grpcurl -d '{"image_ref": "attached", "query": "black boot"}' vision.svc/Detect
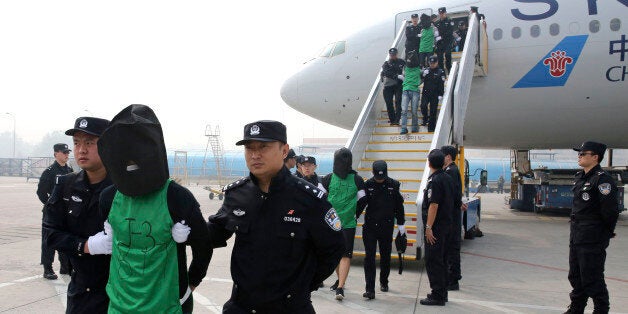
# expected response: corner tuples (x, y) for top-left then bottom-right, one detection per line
(447, 281), (459, 291)
(420, 296), (446, 306)
(43, 266), (58, 280)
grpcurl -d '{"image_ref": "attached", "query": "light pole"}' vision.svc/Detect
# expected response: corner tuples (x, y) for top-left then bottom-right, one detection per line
(5, 112), (15, 158)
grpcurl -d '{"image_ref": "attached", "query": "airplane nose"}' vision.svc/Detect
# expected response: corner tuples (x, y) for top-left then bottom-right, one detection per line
(280, 72), (299, 108)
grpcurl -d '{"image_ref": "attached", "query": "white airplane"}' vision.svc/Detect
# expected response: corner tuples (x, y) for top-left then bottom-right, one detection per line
(280, 0), (628, 149)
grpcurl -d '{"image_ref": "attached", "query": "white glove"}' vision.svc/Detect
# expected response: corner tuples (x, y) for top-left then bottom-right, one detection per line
(104, 220), (112, 236)
(172, 220), (191, 243)
(87, 231), (112, 255)
(435, 36), (442, 42)
(456, 37), (461, 42)
(423, 69), (429, 76)
(398, 225), (406, 234)
(438, 96), (443, 102)
(397, 75), (404, 81)
(417, 33), (421, 38)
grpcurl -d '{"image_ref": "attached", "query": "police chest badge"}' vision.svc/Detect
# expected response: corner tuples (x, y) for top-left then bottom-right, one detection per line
(598, 183), (612, 196)
(581, 192), (590, 201)
(233, 208), (246, 216)
(427, 188), (432, 199)
(325, 208), (342, 231)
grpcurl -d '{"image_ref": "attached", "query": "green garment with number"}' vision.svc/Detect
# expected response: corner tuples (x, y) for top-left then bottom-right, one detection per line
(327, 173), (358, 229)
(107, 179), (181, 314)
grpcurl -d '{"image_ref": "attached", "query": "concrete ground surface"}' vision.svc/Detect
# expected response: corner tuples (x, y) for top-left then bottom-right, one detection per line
(0, 176), (626, 313)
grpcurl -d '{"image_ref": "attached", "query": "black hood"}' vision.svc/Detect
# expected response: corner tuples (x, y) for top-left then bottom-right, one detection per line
(98, 104), (169, 196)
(406, 50), (420, 68)
(333, 147), (353, 179)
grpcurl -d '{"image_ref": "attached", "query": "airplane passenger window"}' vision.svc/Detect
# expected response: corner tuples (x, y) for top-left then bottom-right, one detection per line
(512, 27), (521, 39)
(530, 25), (540, 38)
(493, 28), (503, 40)
(589, 20), (600, 33)
(550, 23), (560, 36)
(331, 41), (346, 57)
(319, 42), (335, 58)
(610, 18), (621, 31)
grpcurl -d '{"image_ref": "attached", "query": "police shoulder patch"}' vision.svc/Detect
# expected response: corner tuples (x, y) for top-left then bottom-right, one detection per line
(296, 179), (326, 199)
(223, 177), (250, 192)
(324, 208), (342, 231)
(598, 183), (612, 196)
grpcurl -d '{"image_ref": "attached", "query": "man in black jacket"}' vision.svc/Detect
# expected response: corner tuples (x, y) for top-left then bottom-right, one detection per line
(435, 7), (454, 73)
(420, 56), (446, 132)
(565, 141), (619, 314)
(405, 14), (421, 57)
(43, 116), (113, 313)
(381, 48), (406, 125)
(207, 120), (344, 313)
(38, 143), (74, 279)
(361, 160), (405, 299)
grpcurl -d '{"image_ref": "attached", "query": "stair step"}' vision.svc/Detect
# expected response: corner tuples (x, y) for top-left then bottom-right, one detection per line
(371, 132), (432, 142)
(374, 125), (434, 134)
(364, 149), (429, 160)
(367, 142), (432, 151)
(360, 158), (426, 169)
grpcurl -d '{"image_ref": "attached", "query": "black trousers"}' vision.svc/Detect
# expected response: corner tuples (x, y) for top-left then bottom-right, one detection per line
(383, 84), (402, 124)
(425, 225), (450, 300)
(66, 290), (108, 314)
(363, 223), (393, 292)
(421, 93), (439, 132)
(446, 215), (462, 284)
(223, 298), (315, 314)
(41, 222), (71, 270)
(437, 44), (452, 73)
(568, 240), (610, 313)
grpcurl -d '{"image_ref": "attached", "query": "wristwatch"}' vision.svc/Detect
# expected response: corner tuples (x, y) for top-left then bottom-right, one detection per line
(425, 225), (431, 229)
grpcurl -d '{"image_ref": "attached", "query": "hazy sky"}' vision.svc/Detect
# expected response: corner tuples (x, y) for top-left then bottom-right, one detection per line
(0, 0), (407, 153)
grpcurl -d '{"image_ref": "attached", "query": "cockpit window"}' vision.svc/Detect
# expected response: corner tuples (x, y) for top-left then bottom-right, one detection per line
(331, 41), (346, 57)
(319, 41), (346, 58)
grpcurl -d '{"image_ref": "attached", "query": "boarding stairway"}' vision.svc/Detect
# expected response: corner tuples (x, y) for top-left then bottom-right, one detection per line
(348, 13), (486, 260)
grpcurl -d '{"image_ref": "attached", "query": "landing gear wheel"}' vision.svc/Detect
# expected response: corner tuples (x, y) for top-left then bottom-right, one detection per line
(218, 193), (224, 200)
(209, 192), (214, 200)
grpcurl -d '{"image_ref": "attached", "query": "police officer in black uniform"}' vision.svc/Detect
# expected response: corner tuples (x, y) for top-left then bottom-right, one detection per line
(43, 117), (113, 313)
(361, 160), (405, 300)
(381, 48), (406, 125)
(441, 145), (466, 291)
(37, 143), (74, 279)
(435, 7), (455, 73)
(421, 56), (446, 132)
(565, 141), (619, 314)
(420, 149), (455, 306)
(206, 120), (344, 313)
(454, 21), (468, 51)
(405, 13), (421, 57)
(284, 148), (297, 171)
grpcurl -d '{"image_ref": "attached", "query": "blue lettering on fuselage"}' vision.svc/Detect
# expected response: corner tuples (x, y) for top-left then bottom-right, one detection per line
(512, 0), (628, 21)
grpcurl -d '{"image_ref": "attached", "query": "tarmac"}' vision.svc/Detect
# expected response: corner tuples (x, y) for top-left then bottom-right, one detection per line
(0, 176), (626, 313)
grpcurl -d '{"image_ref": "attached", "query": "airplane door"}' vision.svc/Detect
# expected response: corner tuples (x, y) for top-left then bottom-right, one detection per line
(394, 9), (433, 37)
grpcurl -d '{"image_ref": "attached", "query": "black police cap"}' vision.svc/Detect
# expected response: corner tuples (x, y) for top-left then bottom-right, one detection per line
(53, 143), (71, 153)
(65, 117), (110, 137)
(428, 55), (438, 63)
(438, 7), (446, 13)
(470, 6), (479, 12)
(236, 120), (287, 146)
(286, 149), (296, 159)
(302, 156), (316, 165)
(372, 160), (388, 180)
(573, 141), (607, 156)
(296, 155), (305, 164)
(389, 48), (398, 54)
(459, 20), (466, 26)
(411, 13), (418, 18)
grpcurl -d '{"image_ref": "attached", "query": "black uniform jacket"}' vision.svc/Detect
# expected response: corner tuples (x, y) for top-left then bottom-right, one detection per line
(381, 59), (406, 81)
(421, 67), (446, 97)
(405, 23), (422, 51)
(43, 171), (112, 295)
(570, 164), (619, 244)
(422, 169), (455, 230)
(206, 167), (344, 307)
(436, 17), (454, 44)
(444, 163), (463, 211)
(37, 161), (73, 204)
(364, 177), (405, 227)
(99, 182), (212, 296)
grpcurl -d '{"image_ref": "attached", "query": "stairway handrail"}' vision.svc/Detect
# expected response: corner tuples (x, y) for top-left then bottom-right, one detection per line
(453, 13), (480, 145)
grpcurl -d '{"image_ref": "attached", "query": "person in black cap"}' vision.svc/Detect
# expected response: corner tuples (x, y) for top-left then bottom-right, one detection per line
(435, 7), (454, 73)
(381, 48), (406, 126)
(299, 156), (326, 193)
(441, 145), (466, 291)
(206, 120), (344, 313)
(420, 149), (455, 306)
(43, 116), (113, 313)
(421, 55), (446, 132)
(454, 21), (468, 52)
(284, 148), (297, 171)
(361, 160), (405, 300)
(405, 13), (421, 56)
(564, 141), (619, 314)
(37, 143), (74, 279)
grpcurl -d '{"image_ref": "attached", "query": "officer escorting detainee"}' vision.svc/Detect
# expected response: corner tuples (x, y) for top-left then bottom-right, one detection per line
(564, 141), (619, 314)
(206, 120), (344, 313)
(37, 143), (74, 279)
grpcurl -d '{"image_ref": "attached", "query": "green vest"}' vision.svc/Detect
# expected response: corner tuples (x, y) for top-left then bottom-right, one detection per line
(402, 66), (422, 92)
(420, 27), (434, 53)
(107, 179), (181, 314)
(327, 173), (358, 229)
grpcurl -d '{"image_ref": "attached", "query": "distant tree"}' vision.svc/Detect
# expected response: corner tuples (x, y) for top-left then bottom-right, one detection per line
(31, 131), (70, 157)
(0, 131), (32, 158)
